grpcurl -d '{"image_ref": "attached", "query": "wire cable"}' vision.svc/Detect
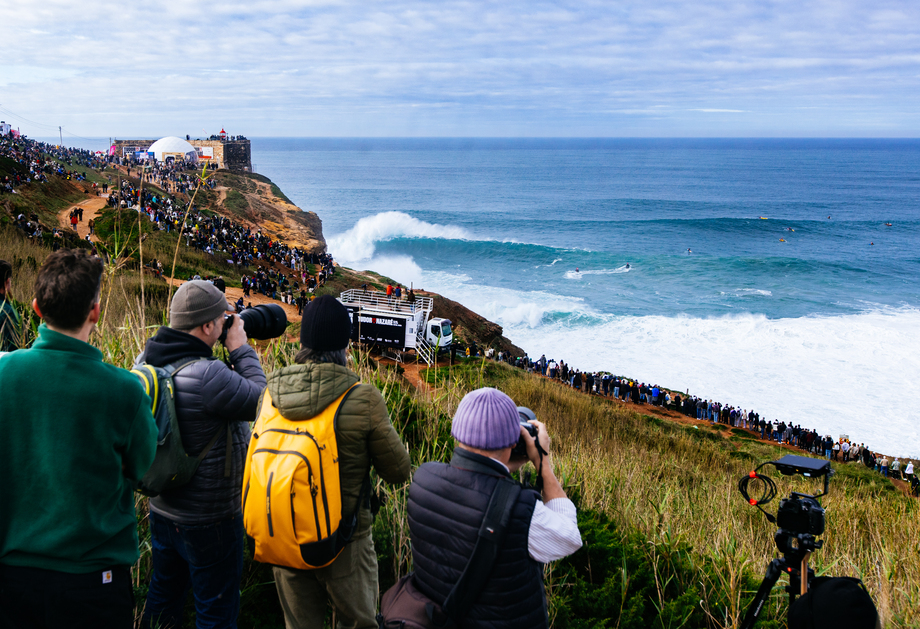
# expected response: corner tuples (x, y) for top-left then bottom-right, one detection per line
(61, 128), (101, 143)
(738, 462), (778, 523)
(0, 105), (60, 131)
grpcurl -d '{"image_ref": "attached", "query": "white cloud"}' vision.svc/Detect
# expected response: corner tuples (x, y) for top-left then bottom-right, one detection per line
(0, 0), (918, 136)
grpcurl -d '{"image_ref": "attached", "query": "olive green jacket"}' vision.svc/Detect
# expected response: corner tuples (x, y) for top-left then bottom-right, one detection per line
(265, 361), (411, 530)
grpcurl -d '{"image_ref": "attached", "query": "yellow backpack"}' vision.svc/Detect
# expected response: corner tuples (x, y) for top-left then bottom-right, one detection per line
(243, 384), (360, 570)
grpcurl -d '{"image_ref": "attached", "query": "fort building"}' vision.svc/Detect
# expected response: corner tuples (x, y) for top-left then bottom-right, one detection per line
(111, 129), (251, 171)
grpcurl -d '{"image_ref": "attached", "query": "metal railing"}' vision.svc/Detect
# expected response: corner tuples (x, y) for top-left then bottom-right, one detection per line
(415, 331), (436, 366)
(339, 289), (432, 317)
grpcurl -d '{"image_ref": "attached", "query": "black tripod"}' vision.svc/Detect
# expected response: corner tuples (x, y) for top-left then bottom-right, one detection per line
(740, 528), (822, 629)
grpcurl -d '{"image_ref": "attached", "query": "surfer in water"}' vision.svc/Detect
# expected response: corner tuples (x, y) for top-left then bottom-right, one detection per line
(687, 248), (692, 254)
(625, 263), (630, 269)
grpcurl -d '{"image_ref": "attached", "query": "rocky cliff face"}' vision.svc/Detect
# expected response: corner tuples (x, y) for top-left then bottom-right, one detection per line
(209, 171), (326, 253)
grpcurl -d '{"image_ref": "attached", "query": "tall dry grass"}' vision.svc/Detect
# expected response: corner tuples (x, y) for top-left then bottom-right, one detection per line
(446, 363), (920, 628)
(6, 223), (917, 627)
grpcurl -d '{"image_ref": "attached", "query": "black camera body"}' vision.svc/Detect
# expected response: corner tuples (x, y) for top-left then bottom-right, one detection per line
(776, 492), (825, 536)
(511, 407), (539, 457)
(220, 303), (288, 343)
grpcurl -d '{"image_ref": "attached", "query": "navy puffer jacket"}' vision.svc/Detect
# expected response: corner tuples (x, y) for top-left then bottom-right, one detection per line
(139, 326), (266, 524)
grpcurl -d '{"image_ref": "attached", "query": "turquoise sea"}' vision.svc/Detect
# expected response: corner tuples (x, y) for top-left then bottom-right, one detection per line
(253, 138), (920, 458)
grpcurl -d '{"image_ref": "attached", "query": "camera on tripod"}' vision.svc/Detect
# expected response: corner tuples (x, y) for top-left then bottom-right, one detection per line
(776, 493), (825, 537)
(737, 455), (832, 629)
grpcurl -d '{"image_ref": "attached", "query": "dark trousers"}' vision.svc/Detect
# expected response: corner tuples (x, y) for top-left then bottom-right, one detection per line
(141, 512), (244, 629)
(0, 563), (133, 629)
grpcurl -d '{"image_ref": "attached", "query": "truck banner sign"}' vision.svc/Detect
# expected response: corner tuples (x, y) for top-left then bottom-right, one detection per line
(347, 308), (407, 347)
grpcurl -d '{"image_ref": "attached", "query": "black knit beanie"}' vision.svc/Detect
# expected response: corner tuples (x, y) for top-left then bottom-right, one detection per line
(300, 295), (351, 351)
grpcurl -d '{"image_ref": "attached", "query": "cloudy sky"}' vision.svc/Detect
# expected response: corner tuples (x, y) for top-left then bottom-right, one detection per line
(2, 0), (919, 137)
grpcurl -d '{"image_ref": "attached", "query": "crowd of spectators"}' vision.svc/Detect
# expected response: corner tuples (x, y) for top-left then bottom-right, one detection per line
(481, 350), (916, 488)
(114, 178), (337, 314)
(0, 134), (109, 194)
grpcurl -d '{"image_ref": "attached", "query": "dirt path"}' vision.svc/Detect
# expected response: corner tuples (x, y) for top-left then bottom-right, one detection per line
(57, 195), (109, 242)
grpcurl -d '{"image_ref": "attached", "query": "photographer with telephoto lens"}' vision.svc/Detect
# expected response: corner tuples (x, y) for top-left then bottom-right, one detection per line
(136, 280), (267, 628)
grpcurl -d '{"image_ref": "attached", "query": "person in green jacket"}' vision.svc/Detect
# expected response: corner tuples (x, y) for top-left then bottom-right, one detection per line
(264, 295), (411, 629)
(0, 248), (157, 629)
(0, 259), (21, 352)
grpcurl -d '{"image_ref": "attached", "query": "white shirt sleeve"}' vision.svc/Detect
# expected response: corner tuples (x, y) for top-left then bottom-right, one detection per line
(527, 497), (583, 563)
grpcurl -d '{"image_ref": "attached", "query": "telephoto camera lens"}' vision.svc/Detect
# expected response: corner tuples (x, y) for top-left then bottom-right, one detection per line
(240, 304), (288, 340)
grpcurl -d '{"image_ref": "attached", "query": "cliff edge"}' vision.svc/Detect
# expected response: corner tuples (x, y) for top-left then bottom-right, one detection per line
(206, 170), (325, 253)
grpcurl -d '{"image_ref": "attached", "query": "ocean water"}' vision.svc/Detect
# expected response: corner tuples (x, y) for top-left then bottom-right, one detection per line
(49, 136), (920, 457)
(252, 138), (920, 458)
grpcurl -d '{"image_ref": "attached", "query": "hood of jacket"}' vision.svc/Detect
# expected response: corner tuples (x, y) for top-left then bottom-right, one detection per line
(266, 361), (360, 420)
(141, 326), (213, 367)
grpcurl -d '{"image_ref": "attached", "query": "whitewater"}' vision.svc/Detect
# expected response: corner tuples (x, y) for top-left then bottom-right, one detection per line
(254, 138), (920, 458)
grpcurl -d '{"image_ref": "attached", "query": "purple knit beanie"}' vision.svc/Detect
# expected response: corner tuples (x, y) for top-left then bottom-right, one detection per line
(451, 388), (520, 450)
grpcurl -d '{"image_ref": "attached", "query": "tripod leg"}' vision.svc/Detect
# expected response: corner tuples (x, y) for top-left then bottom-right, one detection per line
(740, 559), (785, 629)
(799, 552), (811, 596)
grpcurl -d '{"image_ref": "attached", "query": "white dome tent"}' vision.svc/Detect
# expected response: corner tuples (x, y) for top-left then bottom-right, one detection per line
(147, 136), (199, 164)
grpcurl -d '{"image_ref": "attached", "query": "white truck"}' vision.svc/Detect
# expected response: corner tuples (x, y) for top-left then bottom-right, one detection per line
(338, 289), (453, 365)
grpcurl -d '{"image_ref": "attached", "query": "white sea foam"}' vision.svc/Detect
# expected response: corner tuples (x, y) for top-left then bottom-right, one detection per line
(417, 268), (920, 458)
(505, 308), (920, 459)
(565, 265), (631, 279)
(327, 213), (919, 458)
(722, 288), (773, 297)
(328, 211), (472, 263)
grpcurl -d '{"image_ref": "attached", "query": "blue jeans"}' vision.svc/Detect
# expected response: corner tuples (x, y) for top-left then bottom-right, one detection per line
(142, 512), (244, 629)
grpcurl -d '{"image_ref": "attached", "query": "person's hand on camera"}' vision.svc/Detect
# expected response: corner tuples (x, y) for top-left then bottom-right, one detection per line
(520, 419), (566, 501)
(223, 314), (247, 352)
(522, 420), (552, 468)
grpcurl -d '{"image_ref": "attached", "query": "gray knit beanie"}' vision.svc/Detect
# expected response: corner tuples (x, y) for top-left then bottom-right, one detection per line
(170, 280), (231, 330)
(451, 387), (521, 450)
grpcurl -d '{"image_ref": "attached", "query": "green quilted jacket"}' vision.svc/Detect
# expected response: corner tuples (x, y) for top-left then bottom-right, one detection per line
(264, 361), (411, 530)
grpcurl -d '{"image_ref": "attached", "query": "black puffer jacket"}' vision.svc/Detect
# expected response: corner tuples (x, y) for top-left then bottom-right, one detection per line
(139, 326), (266, 524)
(408, 448), (546, 628)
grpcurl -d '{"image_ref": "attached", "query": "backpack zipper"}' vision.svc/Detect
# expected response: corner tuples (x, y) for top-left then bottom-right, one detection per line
(266, 471), (274, 537)
(253, 449), (320, 539)
(258, 430), (331, 537)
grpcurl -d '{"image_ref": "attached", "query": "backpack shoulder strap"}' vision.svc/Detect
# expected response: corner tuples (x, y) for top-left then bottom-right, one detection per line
(168, 356), (211, 376)
(329, 383), (366, 546)
(332, 382), (362, 433)
(432, 477), (523, 626)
